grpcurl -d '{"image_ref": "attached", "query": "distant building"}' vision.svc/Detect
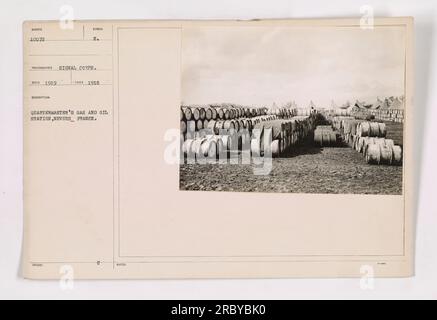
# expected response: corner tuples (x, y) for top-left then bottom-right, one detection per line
(370, 97), (384, 110)
(346, 104), (359, 113)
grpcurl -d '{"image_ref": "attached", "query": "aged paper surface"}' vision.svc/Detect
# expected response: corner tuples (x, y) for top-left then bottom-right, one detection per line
(23, 18), (414, 279)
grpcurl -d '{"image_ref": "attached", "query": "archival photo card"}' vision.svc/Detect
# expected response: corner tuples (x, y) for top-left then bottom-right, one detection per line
(180, 25), (406, 195)
(23, 18), (414, 279)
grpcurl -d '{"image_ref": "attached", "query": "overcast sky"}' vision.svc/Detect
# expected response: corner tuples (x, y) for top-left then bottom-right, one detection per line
(181, 26), (405, 108)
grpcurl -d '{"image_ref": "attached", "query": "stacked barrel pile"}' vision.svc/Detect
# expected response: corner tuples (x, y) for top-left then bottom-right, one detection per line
(330, 116), (359, 147)
(367, 109), (404, 123)
(180, 104), (301, 139)
(331, 117), (403, 165)
(181, 104), (316, 160)
(181, 104), (266, 137)
(350, 109), (404, 123)
(313, 125), (339, 147)
(251, 116), (317, 157)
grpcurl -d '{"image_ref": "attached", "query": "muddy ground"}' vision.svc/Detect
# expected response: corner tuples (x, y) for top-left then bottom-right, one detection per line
(179, 145), (403, 195)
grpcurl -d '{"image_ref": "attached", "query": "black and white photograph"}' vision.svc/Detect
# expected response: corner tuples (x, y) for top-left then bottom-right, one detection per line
(4, 0), (437, 301)
(180, 26), (405, 194)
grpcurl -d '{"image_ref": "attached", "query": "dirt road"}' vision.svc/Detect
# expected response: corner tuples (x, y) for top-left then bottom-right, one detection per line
(179, 146), (403, 194)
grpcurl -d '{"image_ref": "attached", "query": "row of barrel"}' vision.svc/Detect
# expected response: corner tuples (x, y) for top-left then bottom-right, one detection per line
(182, 134), (236, 161)
(313, 125), (339, 146)
(367, 109), (404, 123)
(180, 105), (314, 137)
(351, 109), (404, 123)
(182, 115), (280, 137)
(181, 105), (268, 122)
(331, 117), (387, 146)
(181, 115), (317, 160)
(330, 116), (402, 165)
(353, 136), (403, 165)
(250, 116), (316, 157)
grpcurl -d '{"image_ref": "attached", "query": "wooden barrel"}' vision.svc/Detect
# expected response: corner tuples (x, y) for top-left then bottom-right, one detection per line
(241, 119), (248, 130)
(346, 133), (354, 147)
(322, 131), (331, 146)
(261, 127), (273, 154)
(210, 107), (217, 120)
(191, 107), (200, 121)
(196, 119), (203, 130)
(180, 121), (187, 134)
(186, 120), (196, 134)
(223, 120), (235, 131)
(213, 120), (225, 135)
(290, 120), (297, 132)
(205, 108), (212, 120)
(234, 108), (239, 118)
(200, 139), (216, 158)
(247, 119), (253, 132)
(363, 137), (376, 155)
(350, 122), (357, 135)
(233, 120), (240, 132)
(314, 130), (323, 146)
(352, 135), (358, 150)
(342, 121), (351, 134)
(379, 145), (393, 164)
(203, 119), (209, 129)
(182, 139), (194, 155)
(284, 121), (291, 133)
(378, 123), (387, 137)
(330, 132), (337, 145)
(229, 109), (235, 119)
(199, 107), (206, 121)
(356, 136), (366, 152)
(224, 109), (230, 120)
(271, 140), (280, 157)
(209, 136), (224, 156)
(358, 121), (370, 137)
(369, 122), (380, 137)
(239, 119), (246, 130)
(217, 108), (225, 120)
(392, 145), (402, 165)
(207, 120), (216, 133)
(183, 107), (192, 121)
(346, 120), (359, 135)
(384, 139), (394, 148)
(365, 144), (380, 164)
(373, 137), (386, 147)
(281, 122), (289, 137)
